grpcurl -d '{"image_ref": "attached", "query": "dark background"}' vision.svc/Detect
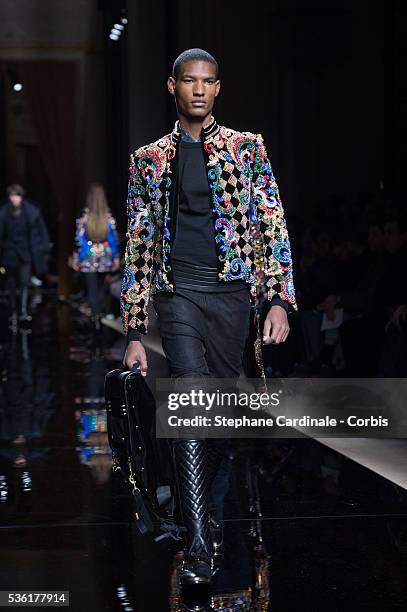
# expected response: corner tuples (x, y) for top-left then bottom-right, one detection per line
(0, 0), (405, 293)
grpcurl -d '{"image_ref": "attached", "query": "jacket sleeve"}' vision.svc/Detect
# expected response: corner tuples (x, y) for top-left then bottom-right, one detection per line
(107, 217), (120, 258)
(71, 215), (84, 267)
(120, 152), (156, 336)
(37, 213), (51, 252)
(251, 134), (298, 312)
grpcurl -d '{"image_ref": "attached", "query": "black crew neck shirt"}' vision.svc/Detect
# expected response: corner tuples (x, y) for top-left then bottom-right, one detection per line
(172, 139), (247, 292)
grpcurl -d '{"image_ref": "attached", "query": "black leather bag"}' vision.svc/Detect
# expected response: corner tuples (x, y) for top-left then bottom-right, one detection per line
(104, 368), (177, 537)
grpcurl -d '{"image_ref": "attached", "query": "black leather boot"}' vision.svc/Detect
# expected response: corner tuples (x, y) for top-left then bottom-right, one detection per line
(173, 439), (213, 586)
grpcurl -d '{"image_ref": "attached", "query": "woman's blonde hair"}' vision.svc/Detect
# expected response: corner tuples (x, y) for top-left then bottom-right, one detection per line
(85, 183), (110, 242)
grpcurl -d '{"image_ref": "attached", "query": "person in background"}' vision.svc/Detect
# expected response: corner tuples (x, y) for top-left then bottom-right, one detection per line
(0, 184), (50, 325)
(70, 184), (120, 330)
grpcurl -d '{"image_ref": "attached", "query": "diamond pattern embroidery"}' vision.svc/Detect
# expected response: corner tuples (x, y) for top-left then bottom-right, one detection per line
(120, 123), (298, 336)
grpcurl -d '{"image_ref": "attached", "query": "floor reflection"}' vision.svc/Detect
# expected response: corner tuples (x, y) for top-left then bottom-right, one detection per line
(0, 295), (407, 611)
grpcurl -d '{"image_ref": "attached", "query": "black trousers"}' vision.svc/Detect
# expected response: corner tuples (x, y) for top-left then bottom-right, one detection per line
(153, 287), (251, 558)
(5, 263), (31, 314)
(83, 272), (107, 317)
(153, 286), (251, 379)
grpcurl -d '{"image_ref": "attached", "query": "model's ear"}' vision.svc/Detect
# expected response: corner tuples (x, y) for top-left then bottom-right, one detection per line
(167, 76), (176, 96)
(215, 80), (221, 98)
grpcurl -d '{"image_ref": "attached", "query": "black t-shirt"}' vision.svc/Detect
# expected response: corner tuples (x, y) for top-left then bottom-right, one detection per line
(172, 139), (247, 292)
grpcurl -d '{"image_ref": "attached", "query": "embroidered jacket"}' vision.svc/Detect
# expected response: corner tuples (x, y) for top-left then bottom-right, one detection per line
(72, 209), (120, 273)
(120, 117), (298, 337)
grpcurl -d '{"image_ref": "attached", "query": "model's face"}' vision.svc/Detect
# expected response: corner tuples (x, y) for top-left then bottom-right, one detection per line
(9, 194), (22, 207)
(167, 60), (220, 120)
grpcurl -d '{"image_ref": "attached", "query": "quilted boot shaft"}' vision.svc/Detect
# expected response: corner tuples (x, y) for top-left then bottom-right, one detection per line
(173, 439), (213, 559)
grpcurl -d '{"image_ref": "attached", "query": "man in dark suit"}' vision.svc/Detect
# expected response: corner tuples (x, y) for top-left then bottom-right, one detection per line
(0, 184), (50, 323)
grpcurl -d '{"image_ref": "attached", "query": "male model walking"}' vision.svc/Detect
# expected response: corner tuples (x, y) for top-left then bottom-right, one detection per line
(122, 49), (298, 584)
(0, 184), (50, 325)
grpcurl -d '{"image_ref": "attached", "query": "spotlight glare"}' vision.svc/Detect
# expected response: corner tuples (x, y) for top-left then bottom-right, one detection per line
(111, 28), (121, 35)
(109, 33), (119, 40)
(120, 17), (128, 24)
(13, 83), (23, 92)
(114, 23), (124, 30)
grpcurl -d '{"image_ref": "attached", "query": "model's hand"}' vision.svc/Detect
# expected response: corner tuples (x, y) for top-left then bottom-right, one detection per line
(123, 340), (148, 376)
(67, 255), (79, 271)
(263, 305), (289, 345)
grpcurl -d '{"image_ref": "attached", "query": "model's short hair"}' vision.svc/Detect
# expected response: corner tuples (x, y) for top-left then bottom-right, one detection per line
(7, 183), (25, 197)
(172, 48), (219, 80)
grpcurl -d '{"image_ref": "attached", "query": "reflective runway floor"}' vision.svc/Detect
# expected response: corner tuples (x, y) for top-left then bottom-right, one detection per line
(1, 294), (407, 611)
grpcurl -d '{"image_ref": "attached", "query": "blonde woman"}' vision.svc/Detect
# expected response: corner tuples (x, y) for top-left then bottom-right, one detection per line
(71, 184), (120, 328)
